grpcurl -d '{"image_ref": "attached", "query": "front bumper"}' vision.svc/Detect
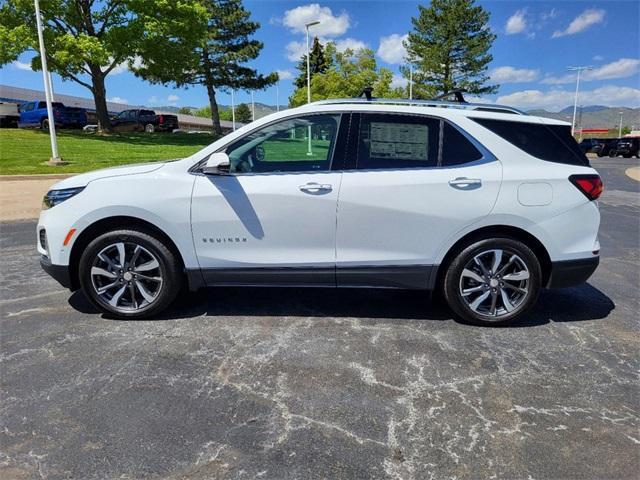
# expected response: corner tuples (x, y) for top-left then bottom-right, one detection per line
(40, 255), (73, 289)
(547, 257), (599, 288)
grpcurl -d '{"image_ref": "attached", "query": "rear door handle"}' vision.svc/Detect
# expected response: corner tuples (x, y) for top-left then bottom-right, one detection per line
(448, 177), (482, 187)
(299, 182), (333, 193)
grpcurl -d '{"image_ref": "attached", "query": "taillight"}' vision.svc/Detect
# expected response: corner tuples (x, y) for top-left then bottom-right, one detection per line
(569, 174), (603, 201)
(158, 115), (164, 124)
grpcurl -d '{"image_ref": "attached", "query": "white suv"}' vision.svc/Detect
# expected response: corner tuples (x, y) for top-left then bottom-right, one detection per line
(37, 97), (602, 325)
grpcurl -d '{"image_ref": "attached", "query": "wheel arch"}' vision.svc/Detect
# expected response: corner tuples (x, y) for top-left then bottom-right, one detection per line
(68, 216), (186, 290)
(434, 225), (552, 290)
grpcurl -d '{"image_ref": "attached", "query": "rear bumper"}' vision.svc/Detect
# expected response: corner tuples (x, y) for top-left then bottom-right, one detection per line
(40, 255), (73, 289)
(546, 257), (599, 288)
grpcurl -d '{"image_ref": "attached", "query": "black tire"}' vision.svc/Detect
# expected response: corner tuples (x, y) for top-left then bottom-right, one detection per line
(609, 150), (616, 158)
(78, 228), (182, 319)
(41, 118), (49, 131)
(442, 237), (542, 326)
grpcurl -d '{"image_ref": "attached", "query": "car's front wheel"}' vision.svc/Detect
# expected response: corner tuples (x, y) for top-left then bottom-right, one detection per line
(443, 238), (541, 326)
(78, 229), (182, 319)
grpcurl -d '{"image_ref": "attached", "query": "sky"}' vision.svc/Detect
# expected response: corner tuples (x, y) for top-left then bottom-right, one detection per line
(1, 0), (639, 112)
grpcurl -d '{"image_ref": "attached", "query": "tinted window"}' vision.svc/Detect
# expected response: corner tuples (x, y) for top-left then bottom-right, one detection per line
(441, 122), (483, 166)
(472, 118), (589, 166)
(357, 114), (439, 169)
(140, 110), (155, 116)
(226, 114), (340, 173)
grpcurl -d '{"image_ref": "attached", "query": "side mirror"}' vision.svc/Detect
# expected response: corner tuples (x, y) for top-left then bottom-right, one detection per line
(202, 152), (231, 175)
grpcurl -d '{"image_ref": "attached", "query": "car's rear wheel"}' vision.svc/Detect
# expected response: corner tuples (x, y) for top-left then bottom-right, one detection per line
(144, 123), (155, 133)
(79, 229), (182, 319)
(41, 119), (49, 131)
(443, 238), (541, 326)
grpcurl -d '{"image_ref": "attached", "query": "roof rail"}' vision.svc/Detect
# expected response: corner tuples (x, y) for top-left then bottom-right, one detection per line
(309, 97), (526, 115)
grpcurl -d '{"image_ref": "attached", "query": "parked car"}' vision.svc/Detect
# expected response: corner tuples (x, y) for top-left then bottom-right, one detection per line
(37, 97), (602, 326)
(592, 138), (619, 157)
(18, 101), (87, 129)
(110, 109), (179, 133)
(609, 137), (640, 158)
(0, 102), (20, 128)
(578, 138), (603, 153)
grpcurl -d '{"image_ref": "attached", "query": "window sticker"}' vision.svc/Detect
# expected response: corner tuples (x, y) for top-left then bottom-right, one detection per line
(368, 122), (429, 160)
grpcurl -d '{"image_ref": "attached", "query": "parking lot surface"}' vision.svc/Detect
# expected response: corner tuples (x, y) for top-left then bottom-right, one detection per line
(1, 157), (638, 479)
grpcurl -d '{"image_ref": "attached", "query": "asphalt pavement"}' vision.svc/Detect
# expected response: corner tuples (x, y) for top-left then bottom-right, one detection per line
(1, 157), (638, 479)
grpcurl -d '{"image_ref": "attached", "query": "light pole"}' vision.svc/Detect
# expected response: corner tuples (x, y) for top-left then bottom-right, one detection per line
(231, 90), (236, 131)
(618, 111), (624, 137)
(567, 66), (592, 137)
(34, 0), (63, 165)
(251, 90), (255, 122)
(305, 20), (320, 156)
(276, 83), (279, 112)
(409, 64), (413, 100)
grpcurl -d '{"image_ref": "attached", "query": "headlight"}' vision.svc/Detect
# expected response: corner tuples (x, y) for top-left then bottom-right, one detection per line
(42, 187), (85, 210)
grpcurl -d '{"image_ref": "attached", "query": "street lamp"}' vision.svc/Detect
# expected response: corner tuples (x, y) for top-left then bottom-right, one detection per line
(34, 0), (63, 164)
(618, 111), (624, 138)
(231, 90), (236, 131)
(305, 20), (320, 156)
(567, 66), (593, 137)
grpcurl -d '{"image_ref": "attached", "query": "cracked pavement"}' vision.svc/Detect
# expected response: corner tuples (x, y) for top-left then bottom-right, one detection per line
(1, 157), (638, 479)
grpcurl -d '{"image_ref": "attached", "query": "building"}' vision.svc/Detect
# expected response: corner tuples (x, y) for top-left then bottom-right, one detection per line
(0, 84), (242, 133)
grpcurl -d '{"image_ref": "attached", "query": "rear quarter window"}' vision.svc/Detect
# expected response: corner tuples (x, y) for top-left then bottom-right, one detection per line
(472, 118), (589, 166)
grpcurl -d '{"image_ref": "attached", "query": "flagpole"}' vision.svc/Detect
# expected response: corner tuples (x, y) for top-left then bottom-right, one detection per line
(34, 0), (63, 164)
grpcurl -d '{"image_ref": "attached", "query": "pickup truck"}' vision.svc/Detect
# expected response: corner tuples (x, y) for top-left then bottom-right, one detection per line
(18, 101), (87, 130)
(110, 109), (179, 132)
(0, 102), (20, 128)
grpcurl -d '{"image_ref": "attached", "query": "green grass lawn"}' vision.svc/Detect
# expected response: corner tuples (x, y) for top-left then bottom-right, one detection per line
(0, 129), (215, 175)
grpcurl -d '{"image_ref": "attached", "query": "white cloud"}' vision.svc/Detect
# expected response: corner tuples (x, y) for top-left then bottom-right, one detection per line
(497, 85), (640, 111)
(107, 96), (128, 104)
(585, 58), (640, 81)
(592, 55), (604, 62)
(505, 9), (527, 35)
(552, 9), (605, 38)
(377, 34), (408, 64)
(540, 8), (558, 21)
(490, 66), (539, 83)
(276, 69), (294, 81)
(334, 38), (367, 53)
(282, 4), (350, 38)
(109, 56), (143, 75)
(541, 58), (640, 84)
(12, 60), (32, 71)
(285, 41), (307, 62)
(167, 94), (179, 103)
(148, 96), (159, 105)
(391, 73), (408, 89)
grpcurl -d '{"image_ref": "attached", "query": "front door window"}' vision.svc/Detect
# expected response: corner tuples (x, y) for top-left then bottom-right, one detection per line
(225, 114), (341, 173)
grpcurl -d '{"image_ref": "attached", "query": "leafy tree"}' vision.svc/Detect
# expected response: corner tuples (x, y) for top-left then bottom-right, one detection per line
(235, 103), (252, 123)
(0, 0), (205, 131)
(402, 0), (497, 98)
(293, 36), (329, 89)
(177, 106), (193, 115)
(195, 105), (232, 121)
(289, 43), (398, 106)
(133, 0), (277, 135)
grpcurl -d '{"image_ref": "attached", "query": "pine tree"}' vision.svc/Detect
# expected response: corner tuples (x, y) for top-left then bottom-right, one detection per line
(402, 0), (497, 98)
(294, 37), (329, 90)
(133, 0), (276, 135)
(235, 103), (252, 123)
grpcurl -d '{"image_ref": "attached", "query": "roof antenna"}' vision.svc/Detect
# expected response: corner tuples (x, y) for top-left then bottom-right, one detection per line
(359, 86), (374, 101)
(432, 89), (467, 103)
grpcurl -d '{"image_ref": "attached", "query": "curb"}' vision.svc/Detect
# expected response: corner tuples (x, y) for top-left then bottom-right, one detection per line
(625, 167), (640, 182)
(0, 174), (75, 181)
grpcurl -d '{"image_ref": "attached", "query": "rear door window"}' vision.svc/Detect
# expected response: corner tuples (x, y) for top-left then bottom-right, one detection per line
(441, 122), (483, 166)
(356, 113), (439, 169)
(472, 118), (589, 166)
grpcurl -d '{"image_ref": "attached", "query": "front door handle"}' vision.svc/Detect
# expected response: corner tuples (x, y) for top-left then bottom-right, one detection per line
(448, 177), (482, 188)
(299, 182), (333, 193)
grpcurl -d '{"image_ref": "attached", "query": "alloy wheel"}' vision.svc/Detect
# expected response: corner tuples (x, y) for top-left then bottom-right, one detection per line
(459, 249), (530, 320)
(90, 242), (163, 312)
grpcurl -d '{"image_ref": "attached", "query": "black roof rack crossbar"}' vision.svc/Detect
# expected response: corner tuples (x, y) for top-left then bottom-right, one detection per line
(431, 89), (467, 103)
